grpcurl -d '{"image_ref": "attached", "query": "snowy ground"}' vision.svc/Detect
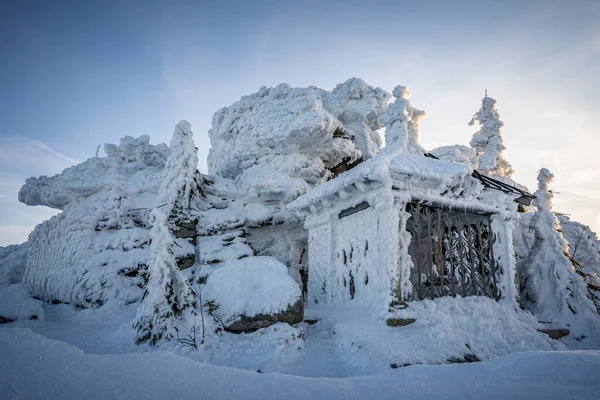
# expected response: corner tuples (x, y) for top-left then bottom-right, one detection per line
(2, 296), (600, 399)
(2, 327), (600, 400)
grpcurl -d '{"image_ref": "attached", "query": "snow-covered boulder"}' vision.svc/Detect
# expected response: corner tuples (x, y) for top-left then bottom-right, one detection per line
(203, 256), (303, 332)
(207, 79), (389, 223)
(19, 135), (169, 210)
(0, 284), (44, 323)
(20, 123), (204, 310)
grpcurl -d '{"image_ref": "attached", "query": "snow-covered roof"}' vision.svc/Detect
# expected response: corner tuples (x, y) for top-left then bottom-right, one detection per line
(387, 152), (471, 183)
(288, 152), (472, 212)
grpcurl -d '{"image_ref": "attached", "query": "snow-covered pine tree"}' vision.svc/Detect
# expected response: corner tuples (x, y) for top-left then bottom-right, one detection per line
(468, 93), (514, 177)
(378, 85), (426, 155)
(518, 168), (596, 321)
(133, 121), (201, 345)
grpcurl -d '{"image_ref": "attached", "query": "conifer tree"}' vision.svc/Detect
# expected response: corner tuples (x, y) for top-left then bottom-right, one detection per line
(518, 168), (596, 321)
(469, 93), (514, 177)
(133, 121), (200, 345)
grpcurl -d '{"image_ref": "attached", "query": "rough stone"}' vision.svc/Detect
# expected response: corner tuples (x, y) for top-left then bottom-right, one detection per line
(176, 254), (196, 270)
(173, 221), (197, 239)
(537, 328), (570, 340)
(0, 315), (16, 324)
(386, 318), (416, 327)
(225, 299), (304, 333)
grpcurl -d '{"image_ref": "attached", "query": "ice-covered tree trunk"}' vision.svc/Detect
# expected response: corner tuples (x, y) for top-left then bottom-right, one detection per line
(378, 85), (426, 155)
(518, 168), (596, 321)
(133, 121), (200, 345)
(469, 94), (514, 177)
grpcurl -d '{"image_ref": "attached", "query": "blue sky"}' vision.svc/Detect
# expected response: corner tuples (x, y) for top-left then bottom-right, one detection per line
(1, 0), (599, 245)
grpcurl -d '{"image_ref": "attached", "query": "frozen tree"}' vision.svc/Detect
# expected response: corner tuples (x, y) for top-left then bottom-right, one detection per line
(518, 168), (596, 321)
(468, 93), (514, 177)
(378, 85), (426, 155)
(133, 121), (200, 345)
(559, 215), (600, 312)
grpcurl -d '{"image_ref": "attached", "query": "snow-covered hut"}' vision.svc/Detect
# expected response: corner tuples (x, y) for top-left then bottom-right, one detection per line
(288, 86), (532, 310)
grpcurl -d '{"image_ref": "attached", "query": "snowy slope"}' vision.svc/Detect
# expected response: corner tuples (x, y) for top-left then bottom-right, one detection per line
(2, 328), (600, 400)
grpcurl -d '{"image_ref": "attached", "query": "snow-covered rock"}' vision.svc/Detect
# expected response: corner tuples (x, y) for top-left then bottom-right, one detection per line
(203, 256), (303, 332)
(19, 135), (170, 210)
(207, 79), (389, 224)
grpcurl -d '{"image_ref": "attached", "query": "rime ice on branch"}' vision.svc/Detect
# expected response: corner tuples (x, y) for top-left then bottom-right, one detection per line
(468, 93), (514, 177)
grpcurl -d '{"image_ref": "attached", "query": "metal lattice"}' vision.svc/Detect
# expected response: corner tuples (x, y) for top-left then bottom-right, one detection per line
(405, 202), (502, 301)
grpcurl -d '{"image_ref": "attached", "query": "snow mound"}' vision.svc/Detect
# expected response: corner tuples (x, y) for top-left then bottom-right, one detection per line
(305, 297), (561, 375)
(0, 284), (44, 322)
(203, 256), (302, 325)
(0, 242), (28, 287)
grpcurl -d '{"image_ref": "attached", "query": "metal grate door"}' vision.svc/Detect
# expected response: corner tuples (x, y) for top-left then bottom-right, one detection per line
(405, 202), (502, 301)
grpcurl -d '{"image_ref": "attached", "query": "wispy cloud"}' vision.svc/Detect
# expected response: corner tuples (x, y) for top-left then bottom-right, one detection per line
(24, 139), (80, 164)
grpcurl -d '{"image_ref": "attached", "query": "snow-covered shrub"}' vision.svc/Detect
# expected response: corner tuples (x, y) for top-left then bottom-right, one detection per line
(0, 242), (28, 287)
(468, 94), (514, 178)
(203, 256), (303, 332)
(518, 168), (596, 321)
(133, 121), (202, 345)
